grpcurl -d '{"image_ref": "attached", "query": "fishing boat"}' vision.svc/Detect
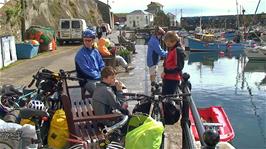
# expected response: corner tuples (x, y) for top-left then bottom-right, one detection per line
(187, 33), (244, 52)
(244, 46), (266, 61)
(189, 106), (235, 142)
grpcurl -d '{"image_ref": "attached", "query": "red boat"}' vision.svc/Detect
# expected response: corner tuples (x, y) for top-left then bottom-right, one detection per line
(189, 106), (235, 142)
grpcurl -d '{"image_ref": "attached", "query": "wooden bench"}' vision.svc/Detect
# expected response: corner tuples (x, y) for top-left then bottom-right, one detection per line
(117, 36), (136, 52)
(102, 55), (116, 68)
(61, 78), (122, 148)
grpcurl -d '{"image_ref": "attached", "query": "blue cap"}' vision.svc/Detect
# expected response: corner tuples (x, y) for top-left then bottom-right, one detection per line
(83, 29), (96, 38)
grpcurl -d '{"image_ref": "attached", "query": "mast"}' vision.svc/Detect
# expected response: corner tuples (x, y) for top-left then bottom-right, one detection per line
(235, 0), (240, 29)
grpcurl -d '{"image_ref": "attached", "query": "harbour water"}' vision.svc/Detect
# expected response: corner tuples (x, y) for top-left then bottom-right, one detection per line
(183, 50), (266, 149)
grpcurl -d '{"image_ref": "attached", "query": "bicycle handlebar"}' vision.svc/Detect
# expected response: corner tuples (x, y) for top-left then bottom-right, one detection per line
(28, 70), (85, 87)
(123, 92), (191, 101)
(102, 114), (129, 135)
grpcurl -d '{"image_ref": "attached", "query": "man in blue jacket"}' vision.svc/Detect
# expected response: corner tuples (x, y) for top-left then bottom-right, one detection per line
(75, 29), (105, 95)
(147, 26), (167, 83)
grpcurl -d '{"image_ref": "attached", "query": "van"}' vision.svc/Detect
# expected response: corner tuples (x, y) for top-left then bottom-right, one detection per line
(57, 19), (87, 45)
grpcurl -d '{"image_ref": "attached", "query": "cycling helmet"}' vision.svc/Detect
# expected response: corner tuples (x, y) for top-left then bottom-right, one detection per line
(83, 29), (96, 39)
(27, 100), (46, 111)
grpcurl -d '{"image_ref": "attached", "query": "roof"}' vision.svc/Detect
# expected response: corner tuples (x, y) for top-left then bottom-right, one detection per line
(147, 2), (163, 7)
(167, 13), (176, 17)
(95, 0), (111, 8)
(128, 10), (150, 15)
(114, 13), (128, 17)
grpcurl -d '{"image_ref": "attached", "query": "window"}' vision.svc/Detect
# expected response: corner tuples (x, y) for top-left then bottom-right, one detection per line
(72, 21), (80, 29)
(61, 21), (70, 29)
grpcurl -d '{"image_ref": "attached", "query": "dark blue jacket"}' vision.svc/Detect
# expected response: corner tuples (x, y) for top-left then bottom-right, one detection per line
(75, 46), (105, 85)
(147, 35), (167, 67)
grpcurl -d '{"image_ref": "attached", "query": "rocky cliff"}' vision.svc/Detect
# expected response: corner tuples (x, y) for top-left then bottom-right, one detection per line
(0, 0), (103, 40)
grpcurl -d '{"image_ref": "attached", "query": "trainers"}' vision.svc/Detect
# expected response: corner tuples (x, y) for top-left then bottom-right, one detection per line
(125, 66), (135, 72)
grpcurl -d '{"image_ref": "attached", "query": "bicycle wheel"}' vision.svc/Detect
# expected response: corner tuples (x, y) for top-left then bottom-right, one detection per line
(68, 144), (84, 149)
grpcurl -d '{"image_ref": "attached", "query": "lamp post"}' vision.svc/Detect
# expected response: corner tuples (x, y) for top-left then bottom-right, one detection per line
(20, 0), (25, 41)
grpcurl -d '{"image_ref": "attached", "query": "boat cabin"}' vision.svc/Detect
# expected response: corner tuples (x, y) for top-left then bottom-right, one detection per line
(194, 33), (215, 42)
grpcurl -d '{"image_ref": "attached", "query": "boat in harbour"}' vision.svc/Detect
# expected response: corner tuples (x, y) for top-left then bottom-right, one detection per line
(189, 106), (235, 142)
(187, 33), (244, 52)
(244, 46), (266, 61)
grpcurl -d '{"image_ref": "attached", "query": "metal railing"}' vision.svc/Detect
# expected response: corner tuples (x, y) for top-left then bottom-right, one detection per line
(180, 73), (220, 149)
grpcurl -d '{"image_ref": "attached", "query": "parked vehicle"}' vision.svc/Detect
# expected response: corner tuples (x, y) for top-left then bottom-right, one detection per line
(57, 18), (87, 45)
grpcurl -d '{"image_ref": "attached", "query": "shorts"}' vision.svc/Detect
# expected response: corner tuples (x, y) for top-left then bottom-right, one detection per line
(149, 65), (158, 76)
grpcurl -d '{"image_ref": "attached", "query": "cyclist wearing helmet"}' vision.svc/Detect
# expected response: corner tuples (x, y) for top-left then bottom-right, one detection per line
(75, 29), (105, 95)
(147, 26), (167, 83)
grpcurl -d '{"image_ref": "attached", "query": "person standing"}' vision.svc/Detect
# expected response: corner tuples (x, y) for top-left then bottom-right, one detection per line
(147, 26), (167, 83)
(75, 29), (105, 95)
(161, 31), (185, 95)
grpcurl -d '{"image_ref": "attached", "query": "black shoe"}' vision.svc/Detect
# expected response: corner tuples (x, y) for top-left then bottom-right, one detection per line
(125, 66), (135, 72)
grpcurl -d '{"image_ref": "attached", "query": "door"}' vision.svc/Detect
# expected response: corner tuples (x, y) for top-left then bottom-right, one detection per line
(71, 20), (82, 39)
(60, 20), (71, 39)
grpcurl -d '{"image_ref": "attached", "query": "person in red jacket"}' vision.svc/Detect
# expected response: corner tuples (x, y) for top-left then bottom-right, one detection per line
(161, 31), (185, 95)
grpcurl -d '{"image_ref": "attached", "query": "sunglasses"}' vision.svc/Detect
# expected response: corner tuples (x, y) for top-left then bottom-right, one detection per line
(84, 39), (94, 42)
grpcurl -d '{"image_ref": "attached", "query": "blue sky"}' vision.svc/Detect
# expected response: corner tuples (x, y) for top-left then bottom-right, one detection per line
(100, 0), (265, 20)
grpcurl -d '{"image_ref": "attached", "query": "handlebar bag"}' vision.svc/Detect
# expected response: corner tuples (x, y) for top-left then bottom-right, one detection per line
(125, 115), (164, 149)
(132, 100), (151, 115)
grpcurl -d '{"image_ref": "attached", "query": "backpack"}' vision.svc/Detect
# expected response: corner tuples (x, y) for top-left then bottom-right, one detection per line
(163, 101), (180, 125)
(133, 100), (180, 125)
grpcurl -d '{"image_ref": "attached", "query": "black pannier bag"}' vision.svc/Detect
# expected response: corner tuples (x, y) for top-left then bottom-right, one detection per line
(163, 101), (180, 125)
(132, 100), (180, 125)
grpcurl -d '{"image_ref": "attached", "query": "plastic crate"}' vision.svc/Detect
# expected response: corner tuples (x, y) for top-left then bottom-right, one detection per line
(15, 43), (39, 59)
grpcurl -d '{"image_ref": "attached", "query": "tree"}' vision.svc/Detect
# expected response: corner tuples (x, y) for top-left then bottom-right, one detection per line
(153, 10), (170, 27)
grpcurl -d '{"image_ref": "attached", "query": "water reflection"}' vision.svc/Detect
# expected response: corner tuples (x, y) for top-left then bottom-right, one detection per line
(184, 50), (266, 148)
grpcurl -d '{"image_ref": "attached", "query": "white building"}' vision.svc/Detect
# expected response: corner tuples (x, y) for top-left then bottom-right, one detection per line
(126, 10), (153, 29)
(167, 12), (177, 27)
(0, 0), (9, 8)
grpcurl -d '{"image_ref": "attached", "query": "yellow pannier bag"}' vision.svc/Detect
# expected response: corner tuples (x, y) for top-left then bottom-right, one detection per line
(48, 109), (69, 149)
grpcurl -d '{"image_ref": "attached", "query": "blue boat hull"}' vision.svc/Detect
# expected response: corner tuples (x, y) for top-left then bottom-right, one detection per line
(187, 37), (244, 52)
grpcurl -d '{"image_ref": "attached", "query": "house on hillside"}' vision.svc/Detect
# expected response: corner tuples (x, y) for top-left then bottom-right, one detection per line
(126, 10), (153, 29)
(145, 2), (163, 14)
(167, 12), (177, 27)
(95, 0), (114, 28)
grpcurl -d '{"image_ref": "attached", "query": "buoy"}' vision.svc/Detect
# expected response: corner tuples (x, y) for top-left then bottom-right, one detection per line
(219, 51), (225, 57)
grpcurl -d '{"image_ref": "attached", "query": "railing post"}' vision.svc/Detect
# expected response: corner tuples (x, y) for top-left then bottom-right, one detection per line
(181, 73), (220, 149)
(180, 73), (195, 149)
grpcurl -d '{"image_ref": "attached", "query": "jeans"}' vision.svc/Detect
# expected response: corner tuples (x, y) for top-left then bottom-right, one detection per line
(162, 79), (180, 95)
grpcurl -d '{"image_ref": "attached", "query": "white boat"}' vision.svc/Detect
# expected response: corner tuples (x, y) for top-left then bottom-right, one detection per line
(244, 46), (266, 61)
